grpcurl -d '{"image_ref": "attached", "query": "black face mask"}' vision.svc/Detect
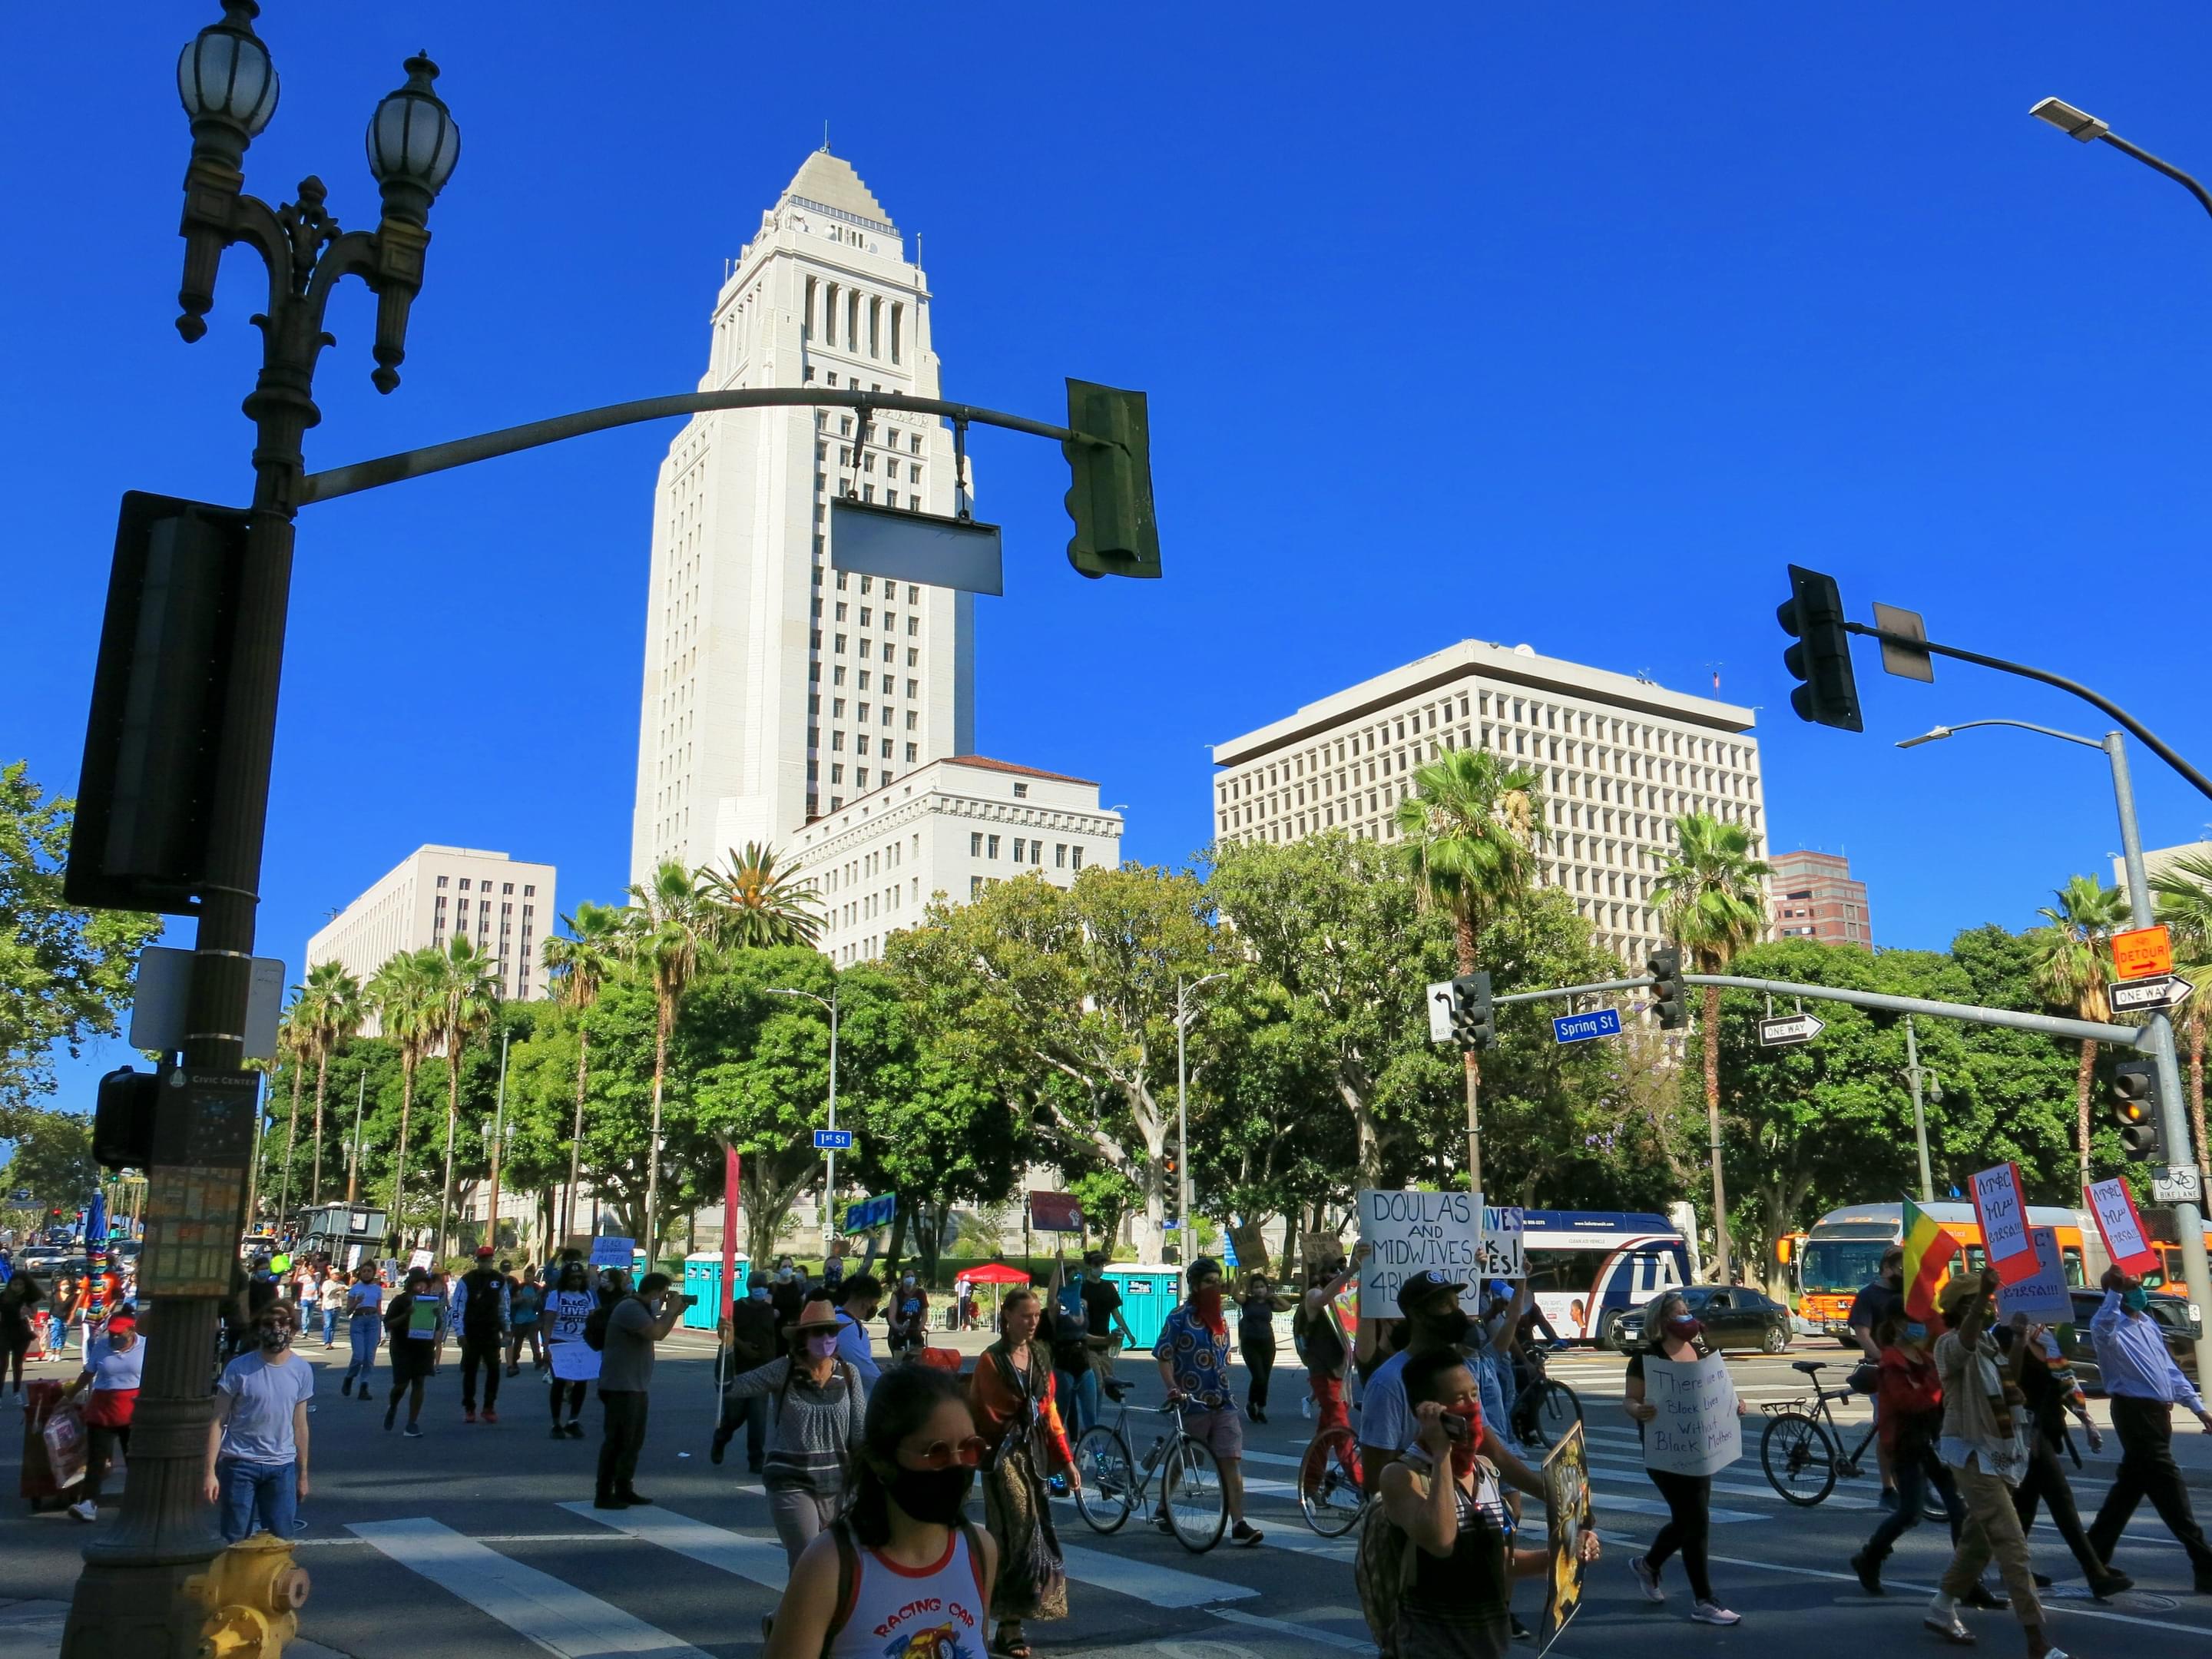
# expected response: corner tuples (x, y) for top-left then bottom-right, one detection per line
(887, 1462), (974, 1525)
(1418, 1306), (1474, 1346)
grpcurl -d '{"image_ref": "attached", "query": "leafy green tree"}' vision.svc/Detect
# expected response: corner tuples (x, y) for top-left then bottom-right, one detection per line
(1945, 923), (2094, 1197)
(0, 762), (161, 1118)
(2153, 853), (2212, 1184)
(293, 960), (366, 1207)
(703, 843), (824, 948)
(1653, 811), (1770, 1283)
(272, 1005), (310, 1220)
(369, 949), (439, 1240)
(1395, 749), (1548, 1196)
(2028, 874), (2127, 1197)
(628, 861), (718, 1259)
(0, 1107), (98, 1217)
(426, 935), (502, 1257)
(543, 900), (634, 1240)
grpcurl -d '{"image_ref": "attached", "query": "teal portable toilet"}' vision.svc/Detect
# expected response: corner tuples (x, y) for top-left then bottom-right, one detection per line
(1102, 1264), (1182, 1349)
(683, 1253), (749, 1330)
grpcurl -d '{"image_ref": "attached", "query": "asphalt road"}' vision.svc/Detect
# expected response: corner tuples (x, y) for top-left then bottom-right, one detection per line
(5, 1333), (2212, 1657)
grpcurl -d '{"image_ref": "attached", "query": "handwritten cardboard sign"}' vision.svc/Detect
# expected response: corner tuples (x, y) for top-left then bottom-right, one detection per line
(1969, 1162), (2038, 1285)
(1994, 1227), (2074, 1326)
(2087, 1175), (2160, 1276)
(1478, 1203), (1526, 1280)
(1641, 1352), (1742, 1478)
(588, 1236), (635, 1269)
(1357, 1188), (1482, 1316)
(1540, 1422), (1591, 1654)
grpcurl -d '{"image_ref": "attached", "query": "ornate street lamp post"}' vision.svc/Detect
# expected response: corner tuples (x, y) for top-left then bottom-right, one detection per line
(63, 8), (457, 1653)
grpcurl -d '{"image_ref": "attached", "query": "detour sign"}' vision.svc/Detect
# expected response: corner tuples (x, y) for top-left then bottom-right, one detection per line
(2111, 924), (2173, 982)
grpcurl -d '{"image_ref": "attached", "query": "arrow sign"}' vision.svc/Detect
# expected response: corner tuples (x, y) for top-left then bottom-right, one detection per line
(1553, 1008), (1623, 1045)
(1427, 981), (1456, 1044)
(813, 1128), (854, 1151)
(1758, 1012), (1827, 1047)
(2111, 975), (2194, 1015)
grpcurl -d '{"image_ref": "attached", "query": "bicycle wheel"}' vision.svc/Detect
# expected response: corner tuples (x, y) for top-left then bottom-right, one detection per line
(1298, 1425), (1364, 1538)
(1071, 1425), (1134, 1534)
(1760, 1410), (1837, 1506)
(1520, 1380), (1583, 1453)
(1162, 1436), (1227, 1552)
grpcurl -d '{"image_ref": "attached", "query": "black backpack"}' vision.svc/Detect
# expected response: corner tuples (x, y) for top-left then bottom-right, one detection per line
(728, 1297), (779, 1369)
(583, 1298), (615, 1352)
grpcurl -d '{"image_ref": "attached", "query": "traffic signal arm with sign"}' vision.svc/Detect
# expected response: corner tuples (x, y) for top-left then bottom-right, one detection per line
(1062, 379), (1161, 580)
(1777, 565), (1863, 732)
(2112, 1060), (2164, 1162)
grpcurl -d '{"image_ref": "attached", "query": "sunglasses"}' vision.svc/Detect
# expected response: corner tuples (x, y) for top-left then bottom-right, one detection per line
(900, 1435), (987, 1470)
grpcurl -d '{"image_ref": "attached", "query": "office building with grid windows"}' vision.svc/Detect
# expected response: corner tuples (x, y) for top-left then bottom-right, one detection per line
(790, 757), (1124, 966)
(1210, 640), (1767, 966)
(1766, 849), (1872, 949)
(628, 150), (975, 888)
(304, 846), (557, 1030)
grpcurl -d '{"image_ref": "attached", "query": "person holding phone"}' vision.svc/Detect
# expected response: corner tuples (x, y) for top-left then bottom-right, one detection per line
(594, 1271), (690, 1510)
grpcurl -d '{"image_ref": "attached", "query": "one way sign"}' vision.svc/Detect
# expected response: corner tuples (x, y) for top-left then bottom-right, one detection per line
(2111, 975), (2194, 1015)
(1758, 1012), (1827, 1048)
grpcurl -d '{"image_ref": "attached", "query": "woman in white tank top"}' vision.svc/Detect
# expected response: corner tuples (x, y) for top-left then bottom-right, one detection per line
(765, 1366), (998, 1659)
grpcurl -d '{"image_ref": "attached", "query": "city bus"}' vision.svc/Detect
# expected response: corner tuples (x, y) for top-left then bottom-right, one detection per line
(1794, 1200), (2094, 1342)
(1522, 1210), (1690, 1344)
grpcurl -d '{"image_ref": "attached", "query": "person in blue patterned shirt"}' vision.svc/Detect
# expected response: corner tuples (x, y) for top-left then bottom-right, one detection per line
(1154, 1257), (1263, 1546)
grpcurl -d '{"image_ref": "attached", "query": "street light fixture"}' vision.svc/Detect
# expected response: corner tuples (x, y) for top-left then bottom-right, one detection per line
(2030, 96), (2212, 224)
(767, 987), (840, 1257)
(63, 10), (459, 1653)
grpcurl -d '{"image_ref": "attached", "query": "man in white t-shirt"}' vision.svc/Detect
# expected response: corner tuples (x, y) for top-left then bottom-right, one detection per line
(1358, 1270), (1543, 1503)
(204, 1300), (314, 1541)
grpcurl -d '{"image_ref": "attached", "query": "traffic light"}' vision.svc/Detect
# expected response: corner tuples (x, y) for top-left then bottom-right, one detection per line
(2111, 1060), (2164, 1161)
(1647, 948), (1689, 1030)
(1777, 564), (1863, 732)
(66, 492), (254, 916)
(93, 1065), (161, 1172)
(1062, 379), (1161, 580)
(1450, 972), (1496, 1050)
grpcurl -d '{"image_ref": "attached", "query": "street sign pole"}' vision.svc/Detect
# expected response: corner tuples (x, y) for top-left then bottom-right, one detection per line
(823, 994), (839, 1261)
(2107, 733), (2212, 1386)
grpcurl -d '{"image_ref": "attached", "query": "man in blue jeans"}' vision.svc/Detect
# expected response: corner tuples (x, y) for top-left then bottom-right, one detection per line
(204, 1299), (313, 1540)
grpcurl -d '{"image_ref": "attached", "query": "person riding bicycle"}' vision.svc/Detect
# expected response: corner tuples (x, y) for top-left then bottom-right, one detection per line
(1300, 1249), (1361, 1458)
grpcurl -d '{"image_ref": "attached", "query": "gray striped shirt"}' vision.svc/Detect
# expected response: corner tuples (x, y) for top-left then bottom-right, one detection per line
(723, 1356), (867, 1495)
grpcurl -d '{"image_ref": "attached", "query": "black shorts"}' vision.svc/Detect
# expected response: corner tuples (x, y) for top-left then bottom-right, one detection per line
(389, 1340), (439, 1382)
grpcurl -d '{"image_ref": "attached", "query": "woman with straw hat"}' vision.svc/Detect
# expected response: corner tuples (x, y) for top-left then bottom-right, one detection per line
(717, 1296), (868, 1563)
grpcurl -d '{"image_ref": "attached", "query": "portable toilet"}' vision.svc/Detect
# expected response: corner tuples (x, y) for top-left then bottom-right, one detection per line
(1101, 1264), (1183, 1350)
(683, 1253), (749, 1331)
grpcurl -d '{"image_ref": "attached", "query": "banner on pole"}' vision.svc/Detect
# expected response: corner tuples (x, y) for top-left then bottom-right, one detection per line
(843, 1192), (897, 1236)
(1357, 1189), (1482, 1316)
(1478, 1203), (1525, 1280)
(2086, 1176), (2160, 1276)
(1640, 1352), (1742, 1478)
(1969, 1162), (2038, 1285)
(1028, 1190), (1086, 1233)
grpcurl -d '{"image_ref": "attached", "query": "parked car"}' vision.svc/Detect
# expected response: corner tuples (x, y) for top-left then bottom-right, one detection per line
(1613, 1283), (1793, 1353)
(2058, 1286), (2200, 1394)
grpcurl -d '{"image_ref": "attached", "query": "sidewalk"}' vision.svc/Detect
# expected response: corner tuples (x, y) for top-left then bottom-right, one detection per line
(0, 1599), (351, 1659)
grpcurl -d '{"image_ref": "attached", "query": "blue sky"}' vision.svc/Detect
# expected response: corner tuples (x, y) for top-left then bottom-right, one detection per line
(12, 5), (2212, 1109)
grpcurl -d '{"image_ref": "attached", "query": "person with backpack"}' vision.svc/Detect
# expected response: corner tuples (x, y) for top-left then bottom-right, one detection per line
(715, 1298), (867, 1560)
(831, 1274), (883, 1389)
(761, 1363), (995, 1659)
(539, 1259), (599, 1439)
(507, 1267), (542, 1376)
(455, 1247), (512, 1424)
(593, 1270), (690, 1510)
(381, 1267), (445, 1439)
(1300, 1253), (1359, 1449)
(1048, 1254), (1099, 1436)
(710, 1273), (783, 1472)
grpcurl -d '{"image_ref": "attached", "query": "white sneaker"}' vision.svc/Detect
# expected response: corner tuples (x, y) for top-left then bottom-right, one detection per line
(1631, 1555), (1666, 1604)
(1690, 1602), (1740, 1626)
(1922, 1594), (1975, 1646)
(68, 1499), (96, 1523)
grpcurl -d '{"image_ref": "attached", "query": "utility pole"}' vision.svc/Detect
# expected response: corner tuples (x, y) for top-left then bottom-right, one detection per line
(485, 1026), (512, 1252)
(1903, 1016), (1937, 1203)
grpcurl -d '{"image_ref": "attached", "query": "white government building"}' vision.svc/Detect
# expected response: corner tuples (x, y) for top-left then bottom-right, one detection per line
(629, 149), (978, 886)
(1211, 641), (1766, 966)
(303, 846), (558, 1026)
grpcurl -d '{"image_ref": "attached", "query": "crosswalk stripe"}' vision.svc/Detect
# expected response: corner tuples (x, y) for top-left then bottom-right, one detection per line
(349, 1517), (713, 1658)
(1580, 1454), (1876, 1510)
(561, 1501), (789, 1591)
(1060, 1544), (1261, 1607)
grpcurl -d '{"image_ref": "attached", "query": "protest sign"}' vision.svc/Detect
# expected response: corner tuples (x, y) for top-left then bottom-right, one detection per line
(1969, 1162), (2038, 1284)
(2087, 1176), (2160, 1276)
(1640, 1352), (1742, 1478)
(588, 1236), (635, 1269)
(1478, 1203), (1525, 1280)
(1357, 1188), (1481, 1316)
(842, 1193), (897, 1235)
(1540, 1422), (1591, 1654)
(1995, 1227), (2073, 1326)
(406, 1247), (432, 1271)
(1028, 1191), (1085, 1233)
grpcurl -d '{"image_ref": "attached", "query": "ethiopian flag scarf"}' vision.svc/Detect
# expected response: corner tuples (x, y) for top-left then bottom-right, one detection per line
(1901, 1196), (1961, 1320)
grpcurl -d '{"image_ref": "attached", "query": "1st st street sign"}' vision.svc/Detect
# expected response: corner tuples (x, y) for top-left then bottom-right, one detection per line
(2110, 975), (2194, 1015)
(1758, 1012), (1828, 1047)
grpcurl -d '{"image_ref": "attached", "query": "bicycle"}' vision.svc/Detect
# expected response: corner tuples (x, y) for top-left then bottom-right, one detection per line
(1069, 1383), (1229, 1552)
(1510, 1344), (1582, 1453)
(1296, 1418), (1366, 1538)
(1759, 1359), (1946, 1518)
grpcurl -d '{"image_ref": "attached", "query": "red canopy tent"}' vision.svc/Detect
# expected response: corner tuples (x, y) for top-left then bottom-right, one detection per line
(961, 1262), (1033, 1286)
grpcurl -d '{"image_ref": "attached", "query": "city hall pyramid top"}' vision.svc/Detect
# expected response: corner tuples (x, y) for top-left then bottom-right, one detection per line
(780, 149), (894, 232)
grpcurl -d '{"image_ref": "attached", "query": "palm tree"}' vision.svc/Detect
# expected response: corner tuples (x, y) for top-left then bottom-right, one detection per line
(424, 935), (503, 1259)
(2153, 853), (2212, 1185)
(2028, 874), (2129, 1199)
(1652, 812), (1770, 1286)
(702, 841), (824, 948)
(628, 861), (719, 1261)
(272, 1004), (307, 1224)
(543, 901), (635, 1241)
(369, 949), (439, 1242)
(293, 961), (366, 1209)
(1394, 748), (1548, 1197)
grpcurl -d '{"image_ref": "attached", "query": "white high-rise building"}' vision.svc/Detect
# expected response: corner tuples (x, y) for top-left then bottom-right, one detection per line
(630, 150), (975, 886)
(1211, 640), (1767, 966)
(305, 846), (558, 1027)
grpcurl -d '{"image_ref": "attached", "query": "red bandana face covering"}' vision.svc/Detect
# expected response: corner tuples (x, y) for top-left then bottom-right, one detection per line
(1445, 1399), (1482, 1479)
(1190, 1286), (1226, 1333)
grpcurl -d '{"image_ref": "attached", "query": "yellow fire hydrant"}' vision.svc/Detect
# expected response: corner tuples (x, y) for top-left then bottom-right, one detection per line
(183, 1531), (311, 1658)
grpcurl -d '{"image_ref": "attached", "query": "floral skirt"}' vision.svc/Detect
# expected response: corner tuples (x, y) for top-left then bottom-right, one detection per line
(981, 1440), (1068, 1621)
